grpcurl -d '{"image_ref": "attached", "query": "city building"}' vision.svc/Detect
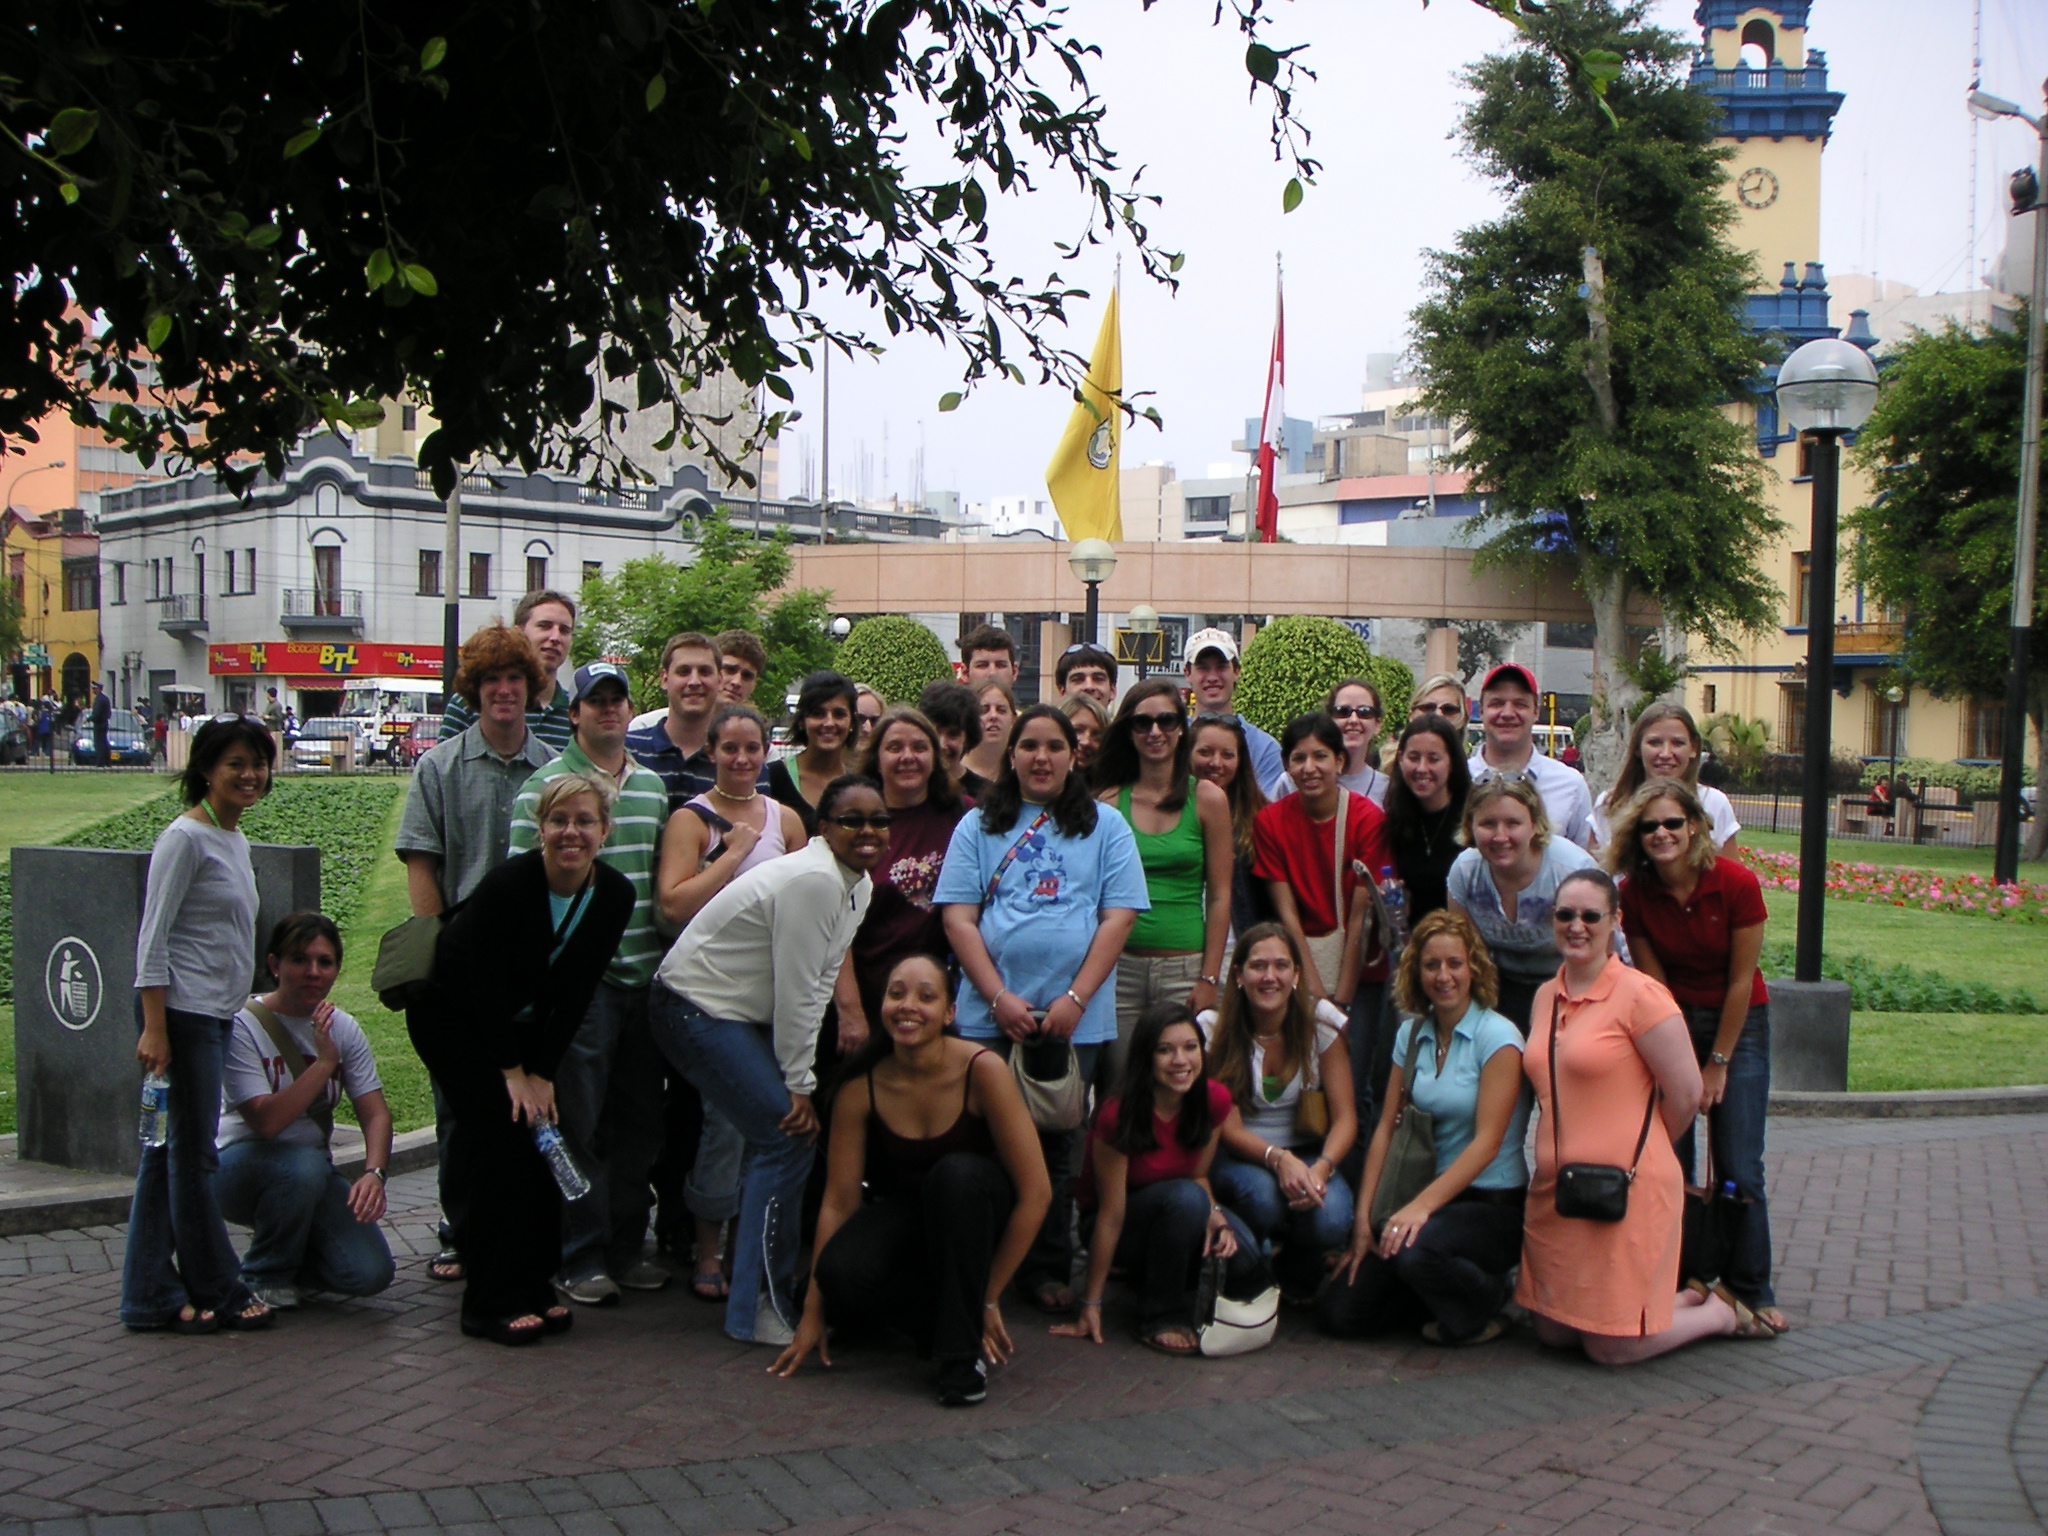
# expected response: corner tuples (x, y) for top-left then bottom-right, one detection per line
(2, 506), (99, 705)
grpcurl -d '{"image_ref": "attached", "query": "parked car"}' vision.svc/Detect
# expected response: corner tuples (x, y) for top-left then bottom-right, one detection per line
(291, 716), (377, 771)
(71, 708), (153, 765)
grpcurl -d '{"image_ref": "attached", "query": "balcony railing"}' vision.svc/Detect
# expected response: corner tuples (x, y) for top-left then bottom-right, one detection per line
(157, 594), (206, 632)
(281, 588), (366, 633)
(1835, 620), (1903, 656)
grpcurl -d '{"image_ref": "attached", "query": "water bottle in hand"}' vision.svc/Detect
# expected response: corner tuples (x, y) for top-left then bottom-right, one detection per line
(1379, 865), (1410, 949)
(138, 1073), (169, 1150)
(533, 1122), (591, 1200)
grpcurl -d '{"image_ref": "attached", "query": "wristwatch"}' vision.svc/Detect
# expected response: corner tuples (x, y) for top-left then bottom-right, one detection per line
(368, 1167), (388, 1184)
(1708, 1051), (1731, 1066)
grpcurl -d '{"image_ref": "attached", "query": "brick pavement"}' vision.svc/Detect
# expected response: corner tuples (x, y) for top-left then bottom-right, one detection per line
(0, 1112), (2041, 1536)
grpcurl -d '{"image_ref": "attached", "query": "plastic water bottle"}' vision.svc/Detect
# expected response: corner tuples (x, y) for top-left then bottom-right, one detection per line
(1379, 866), (1410, 950)
(533, 1123), (591, 1200)
(138, 1074), (169, 1150)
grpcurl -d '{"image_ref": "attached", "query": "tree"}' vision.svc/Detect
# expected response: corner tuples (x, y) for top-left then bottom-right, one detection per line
(0, 582), (23, 671)
(1423, 618), (1527, 684)
(1235, 616), (1413, 738)
(573, 512), (834, 712)
(835, 616), (954, 705)
(5, 2), (1587, 496)
(1409, 0), (1780, 791)
(1846, 318), (2047, 860)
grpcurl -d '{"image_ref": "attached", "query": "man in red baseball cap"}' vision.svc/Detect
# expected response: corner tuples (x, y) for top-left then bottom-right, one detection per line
(1468, 662), (1592, 848)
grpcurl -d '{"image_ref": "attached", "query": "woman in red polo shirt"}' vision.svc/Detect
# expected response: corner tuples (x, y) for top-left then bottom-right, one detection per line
(1608, 779), (1784, 1336)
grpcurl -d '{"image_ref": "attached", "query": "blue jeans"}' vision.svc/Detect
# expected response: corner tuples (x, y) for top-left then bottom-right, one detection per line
(1675, 1002), (1774, 1307)
(553, 981), (667, 1282)
(684, 1106), (745, 1225)
(213, 1140), (395, 1297)
(1114, 1179), (1265, 1335)
(120, 1008), (251, 1327)
(1212, 1155), (1356, 1296)
(649, 987), (815, 1340)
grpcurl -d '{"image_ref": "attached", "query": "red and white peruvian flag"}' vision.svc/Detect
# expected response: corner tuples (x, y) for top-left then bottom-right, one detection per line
(1254, 269), (1284, 543)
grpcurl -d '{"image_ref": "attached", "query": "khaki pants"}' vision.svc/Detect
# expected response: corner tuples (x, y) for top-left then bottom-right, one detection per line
(1102, 951), (1207, 1095)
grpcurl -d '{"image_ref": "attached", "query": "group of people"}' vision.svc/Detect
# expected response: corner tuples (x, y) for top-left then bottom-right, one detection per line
(120, 594), (1785, 1410)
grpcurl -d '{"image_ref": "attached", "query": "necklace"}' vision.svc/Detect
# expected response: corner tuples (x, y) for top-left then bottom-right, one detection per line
(1415, 801), (1456, 858)
(199, 797), (224, 828)
(712, 784), (760, 804)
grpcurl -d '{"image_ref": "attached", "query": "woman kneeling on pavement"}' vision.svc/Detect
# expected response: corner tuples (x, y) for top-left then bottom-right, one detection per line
(214, 913), (396, 1310)
(1320, 909), (1527, 1345)
(405, 772), (635, 1345)
(1055, 1003), (1267, 1356)
(773, 954), (1050, 1406)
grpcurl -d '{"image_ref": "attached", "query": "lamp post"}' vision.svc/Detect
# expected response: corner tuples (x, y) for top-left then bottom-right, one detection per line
(2, 459), (66, 510)
(830, 616), (852, 642)
(1968, 84), (2047, 883)
(1128, 602), (1159, 681)
(1777, 337), (1881, 982)
(1067, 538), (1118, 646)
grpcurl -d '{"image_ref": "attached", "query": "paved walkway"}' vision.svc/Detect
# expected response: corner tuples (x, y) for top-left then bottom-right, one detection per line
(0, 1113), (2044, 1536)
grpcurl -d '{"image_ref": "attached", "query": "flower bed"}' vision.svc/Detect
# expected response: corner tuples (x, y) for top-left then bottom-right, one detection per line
(1733, 844), (2048, 923)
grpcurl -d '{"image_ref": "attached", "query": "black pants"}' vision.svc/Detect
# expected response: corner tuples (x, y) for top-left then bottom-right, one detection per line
(650, 1071), (705, 1249)
(812, 1153), (1016, 1363)
(1115, 1179), (1267, 1336)
(1316, 1195), (1523, 1343)
(409, 1020), (562, 1323)
(1496, 976), (1541, 1038)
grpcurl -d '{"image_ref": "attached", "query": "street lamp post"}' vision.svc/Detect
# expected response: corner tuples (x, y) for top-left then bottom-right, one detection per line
(1968, 84), (2047, 883)
(1777, 337), (1881, 983)
(1128, 602), (1159, 681)
(1067, 538), (1118, 646)
(1885, 683), (1905, 835)
(2, 459), (66, 510)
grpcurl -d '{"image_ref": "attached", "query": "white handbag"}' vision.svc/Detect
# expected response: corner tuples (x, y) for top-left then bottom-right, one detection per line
(1194, 1255), (1281, 1357)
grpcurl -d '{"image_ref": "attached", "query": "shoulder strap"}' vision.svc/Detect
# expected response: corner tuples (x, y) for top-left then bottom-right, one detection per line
(246, 1000), (335, 1145)
(1389, 1016), (1427, 1127)
(1547, 989), (1658, 1179)
(1331, 788), (1349, 928)
(983, 807), (1053, 905)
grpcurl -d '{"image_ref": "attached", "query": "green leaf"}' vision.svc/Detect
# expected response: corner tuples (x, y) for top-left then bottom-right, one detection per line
(645, 74), (667, 111)
(365, 249), (395, 289)
(786, 125), (812, 161)
(283, 126), (322, 159)
(401, 263), (438, 296)
(1282, 177), (1304, 214)
(420, 36), (447, 72)
(341, 398), (386, 429)
(961, 179), (986, 224)
(58, 181), (79, 205)
(246, 223), (283, 248)
(1245, 44), (1281, 85)
(932, 183), (960, 222)
(146, 313), (173, 352)
(46, 107), (100, 157)
(1581, 48), (1624, 89)
(1168, 252), (1185, 274)
(218, 210), (250, 236)
(764, 373), (794, 402)
(938, 391), (963, 412)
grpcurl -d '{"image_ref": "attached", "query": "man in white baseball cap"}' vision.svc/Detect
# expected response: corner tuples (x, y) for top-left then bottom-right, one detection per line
(1183, 627), (1284, 797)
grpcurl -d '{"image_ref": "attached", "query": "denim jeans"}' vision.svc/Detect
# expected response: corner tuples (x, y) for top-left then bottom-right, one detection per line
(649, 986), (816, 1340)
(1315, 1194), (1524, 1342)
(1114, 1179), (1266, 1335)
(684, 1106), (745, 1225)
(120, 1008), (251, 1327)
(553, 981), (667, 1282)
(213, 1140), (395, 1297)
(1212, 1155), (1356, 1296)
(1675, 1002), (1775, 1308)
(988, 1037), (1100, 1296)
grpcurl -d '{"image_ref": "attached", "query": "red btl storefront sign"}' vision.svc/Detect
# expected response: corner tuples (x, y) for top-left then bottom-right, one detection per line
(208, 642), (445, 679)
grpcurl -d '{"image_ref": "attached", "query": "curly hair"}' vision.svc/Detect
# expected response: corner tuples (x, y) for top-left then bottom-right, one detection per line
(1393, 908), (1499, 1016)
(453, 622), (545, 708)
(1603, 777), (1716, 884)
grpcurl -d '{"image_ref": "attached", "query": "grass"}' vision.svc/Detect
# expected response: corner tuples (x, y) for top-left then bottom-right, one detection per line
(328, 793), (432, 1133)
(1849, 1013), (2048, 1093)
(1743, 828), (2011, 881)
(0, 773), (178, 852)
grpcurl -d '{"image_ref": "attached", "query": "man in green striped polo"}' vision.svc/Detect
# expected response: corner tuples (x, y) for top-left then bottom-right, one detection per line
(509, 661), (673, 1304)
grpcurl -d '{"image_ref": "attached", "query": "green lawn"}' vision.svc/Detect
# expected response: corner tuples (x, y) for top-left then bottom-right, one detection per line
(328, 794), (432, 1133)
(0, 773), (177, 852)
(1850, 1013), (2048, 1092)
(1759, 889), (2048, 998)
(1743, 828), (2012, 880)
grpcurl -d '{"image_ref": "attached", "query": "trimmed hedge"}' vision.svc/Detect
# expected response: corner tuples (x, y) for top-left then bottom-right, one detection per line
(833, 615), (956, 705)
(1760, 941), (2041, 1013)
(1857, 756), (2034, 801)
(1235, 616), (1414, 741)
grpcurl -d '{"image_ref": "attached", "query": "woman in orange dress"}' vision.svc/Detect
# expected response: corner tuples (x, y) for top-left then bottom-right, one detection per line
(1518, 869), (1754, 1363)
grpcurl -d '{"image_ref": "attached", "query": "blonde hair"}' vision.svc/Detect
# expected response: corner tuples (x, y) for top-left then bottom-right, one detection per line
(1393, 909), (1499, 1015)
(1462, 775), (1551, 852)
(534, 770), (616, 826)
(1059, 693), (1110, 733)
(1603, 777), (1717, 884)
(1413, 673), (1468, 708)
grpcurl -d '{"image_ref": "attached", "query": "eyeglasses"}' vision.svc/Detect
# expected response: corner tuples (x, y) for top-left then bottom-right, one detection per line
(1331, 704), (1382, 721)
(824, 813), (893, 832)
(1551, 908), (1610, 926)
(1636, 816), (1691, 835)
(1411, 702), (1466, 718)
(1130, 714), (1184, 735)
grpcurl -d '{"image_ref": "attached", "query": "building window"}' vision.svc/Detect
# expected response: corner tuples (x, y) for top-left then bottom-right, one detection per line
(582, 560), (602, 586)
(418, 549), (442, 596)
(467, 552), (492, 598)
(401, 403), (418, 431)
(1790, 551), (1811, 627)
(225, 549), (238, 594)
(1701, 683), (1718, 716)
(61, 558), (98, 613)
(1962, 698), (2005, 760)
(526, 555), (548, 593)
(243, 548), (256, 593)
(1778, 683), (1807, 755)
(1184, 495), (1231, 525)
(110, 562), (126, 606)
(1865, 686), (1909, 760)
(313, 545), (341, 614)
(1545, 622), (1597, 651)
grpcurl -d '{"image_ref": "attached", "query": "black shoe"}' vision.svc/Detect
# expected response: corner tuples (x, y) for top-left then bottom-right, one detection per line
(937, 1357), (987, 1408)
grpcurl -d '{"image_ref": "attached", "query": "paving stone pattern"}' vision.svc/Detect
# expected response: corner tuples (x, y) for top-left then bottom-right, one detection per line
(0, 1113), (2042, 1536)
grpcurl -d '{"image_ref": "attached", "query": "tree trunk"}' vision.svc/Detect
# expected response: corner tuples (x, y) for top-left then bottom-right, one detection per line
(2027, 686), (2048, 863)
(1582, 566), (1641, 799)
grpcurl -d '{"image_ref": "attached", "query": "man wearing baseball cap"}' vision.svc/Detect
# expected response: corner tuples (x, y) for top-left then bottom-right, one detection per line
(1184, 627), (1285, 797)
(507, 662), (675, 1304)
(1468, 662), (1593, 848)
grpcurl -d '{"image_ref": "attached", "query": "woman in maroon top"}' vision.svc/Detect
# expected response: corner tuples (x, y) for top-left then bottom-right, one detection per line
(832, 708), (972, 1049)
(777, 955), (1049, 1407)
(1608, 778), (1783, 1335)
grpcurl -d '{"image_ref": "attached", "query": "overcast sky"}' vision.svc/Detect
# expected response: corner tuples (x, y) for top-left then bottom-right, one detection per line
(768, 0), (2048, 510)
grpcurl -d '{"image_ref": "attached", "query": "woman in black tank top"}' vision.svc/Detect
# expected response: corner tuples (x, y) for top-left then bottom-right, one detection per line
(772, 955), (1051, 1407)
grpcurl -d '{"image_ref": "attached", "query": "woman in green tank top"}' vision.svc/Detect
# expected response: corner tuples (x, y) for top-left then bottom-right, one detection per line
(1094, 680), (1236, 1094)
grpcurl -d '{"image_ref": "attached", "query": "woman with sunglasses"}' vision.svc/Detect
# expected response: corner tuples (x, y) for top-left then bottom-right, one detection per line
(1519, 868), (1757, 1362)
(852, 684), (885, 755)
(1093, 680), (1236, 1090)
(1407, 673), (1470, 733)
(1608, 779), (1782, 1335)
(766, 671), (859, 835)
(1277, 679), (1389, 804)
(937, 705), (1149, 1314)
(1589, 703), (1740, 853)
(1445, 777), (1595, 1034)
(1190, 713), (1271, 939)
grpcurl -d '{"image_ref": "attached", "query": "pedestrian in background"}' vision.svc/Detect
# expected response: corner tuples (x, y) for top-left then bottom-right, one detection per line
(90, 680), (111, 766)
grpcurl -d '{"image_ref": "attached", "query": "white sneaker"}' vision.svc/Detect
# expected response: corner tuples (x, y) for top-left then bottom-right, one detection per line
(744, 1299), (795, 1347)
(247, 1281), (300, 1310)
(559, 1274), (621, 1307)
(615, 1259), (670, 1292)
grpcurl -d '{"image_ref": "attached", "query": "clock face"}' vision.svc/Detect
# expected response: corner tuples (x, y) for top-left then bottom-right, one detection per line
(1737, 166), (1781, 210)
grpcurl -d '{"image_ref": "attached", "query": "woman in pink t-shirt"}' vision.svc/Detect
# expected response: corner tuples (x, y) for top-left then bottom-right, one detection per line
(1054, 1003), (1268, 1356)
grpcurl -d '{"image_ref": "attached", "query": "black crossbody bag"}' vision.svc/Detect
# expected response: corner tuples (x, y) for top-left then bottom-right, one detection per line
(1548, 993), (1657, 1223)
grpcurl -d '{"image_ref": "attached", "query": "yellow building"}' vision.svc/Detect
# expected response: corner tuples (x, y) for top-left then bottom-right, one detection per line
(3, 506), (99, 705)
(1682, 1), (2025, 780)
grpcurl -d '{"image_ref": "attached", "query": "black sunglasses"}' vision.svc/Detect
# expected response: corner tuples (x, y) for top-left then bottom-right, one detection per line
(1637, 816), (1691, 835)
(1330, 704), (1382, 721)
(1551, 907), (1611, 926)
(1130, 713), (1185, 734)
(1411, 701), (1465, 718)
(825, 813), (892, 832)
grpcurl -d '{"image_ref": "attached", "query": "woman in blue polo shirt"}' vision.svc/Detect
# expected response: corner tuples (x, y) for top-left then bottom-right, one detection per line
(938, 704), (1149, 1314)
(1321, 908), (1529, 1345)
(1609, 778), (1781, 1335)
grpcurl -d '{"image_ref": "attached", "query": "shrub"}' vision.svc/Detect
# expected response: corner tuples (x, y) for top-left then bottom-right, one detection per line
(833, 615), (955, 705)
(1857, 756), (2034, 802)
(1236, 616), (1411, 739)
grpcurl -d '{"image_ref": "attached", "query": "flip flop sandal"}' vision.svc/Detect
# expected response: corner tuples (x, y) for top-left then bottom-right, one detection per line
(1755, 1306), (1790, 1334)
(461, 1313), (546, 1346)
(217, 1300), (273, 1332)
(541, 1306), (574, 1337)
(427, 1248), (464, 1283)
(1711, 1283), (1776, 1340)
(139, 1307), (218, 1336)
(1142, 1330), (1200, 1357)
(690, 1271), (730, 1303)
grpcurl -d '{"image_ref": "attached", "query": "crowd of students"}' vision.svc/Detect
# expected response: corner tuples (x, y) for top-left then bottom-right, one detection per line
(119, 594), (1785, 1409)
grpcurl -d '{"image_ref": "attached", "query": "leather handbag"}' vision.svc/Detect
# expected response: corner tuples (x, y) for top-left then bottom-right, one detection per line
(1679, 1140), (1746, 1288)
(1547, 994), (1658, 1224)
(1194, 1254), (1280, 1357)
(1369, 1020), (1439, 1230)
(1010, 1032), (1087, 1133)
(371, 913), (442, 1011)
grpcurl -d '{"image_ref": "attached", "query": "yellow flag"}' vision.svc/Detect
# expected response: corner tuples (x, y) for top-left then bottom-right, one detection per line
(1045, 290), (1122, 542)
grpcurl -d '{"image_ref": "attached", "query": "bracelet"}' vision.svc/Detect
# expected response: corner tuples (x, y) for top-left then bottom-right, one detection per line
(1263, 1145), (1282, 1169)
(1079, 1300), (1103, 1308)
(1709, 1051), (1731, 1066)
(1199, 975), (1219, 988)
(983, 1302), (1000, 1311)
(991, 988), (1009, 1009)
(1065, 989), (1086, 1011)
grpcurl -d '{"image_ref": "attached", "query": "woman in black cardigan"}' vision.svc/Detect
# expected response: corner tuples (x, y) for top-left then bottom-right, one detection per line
(406, 773), (635, 1344)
